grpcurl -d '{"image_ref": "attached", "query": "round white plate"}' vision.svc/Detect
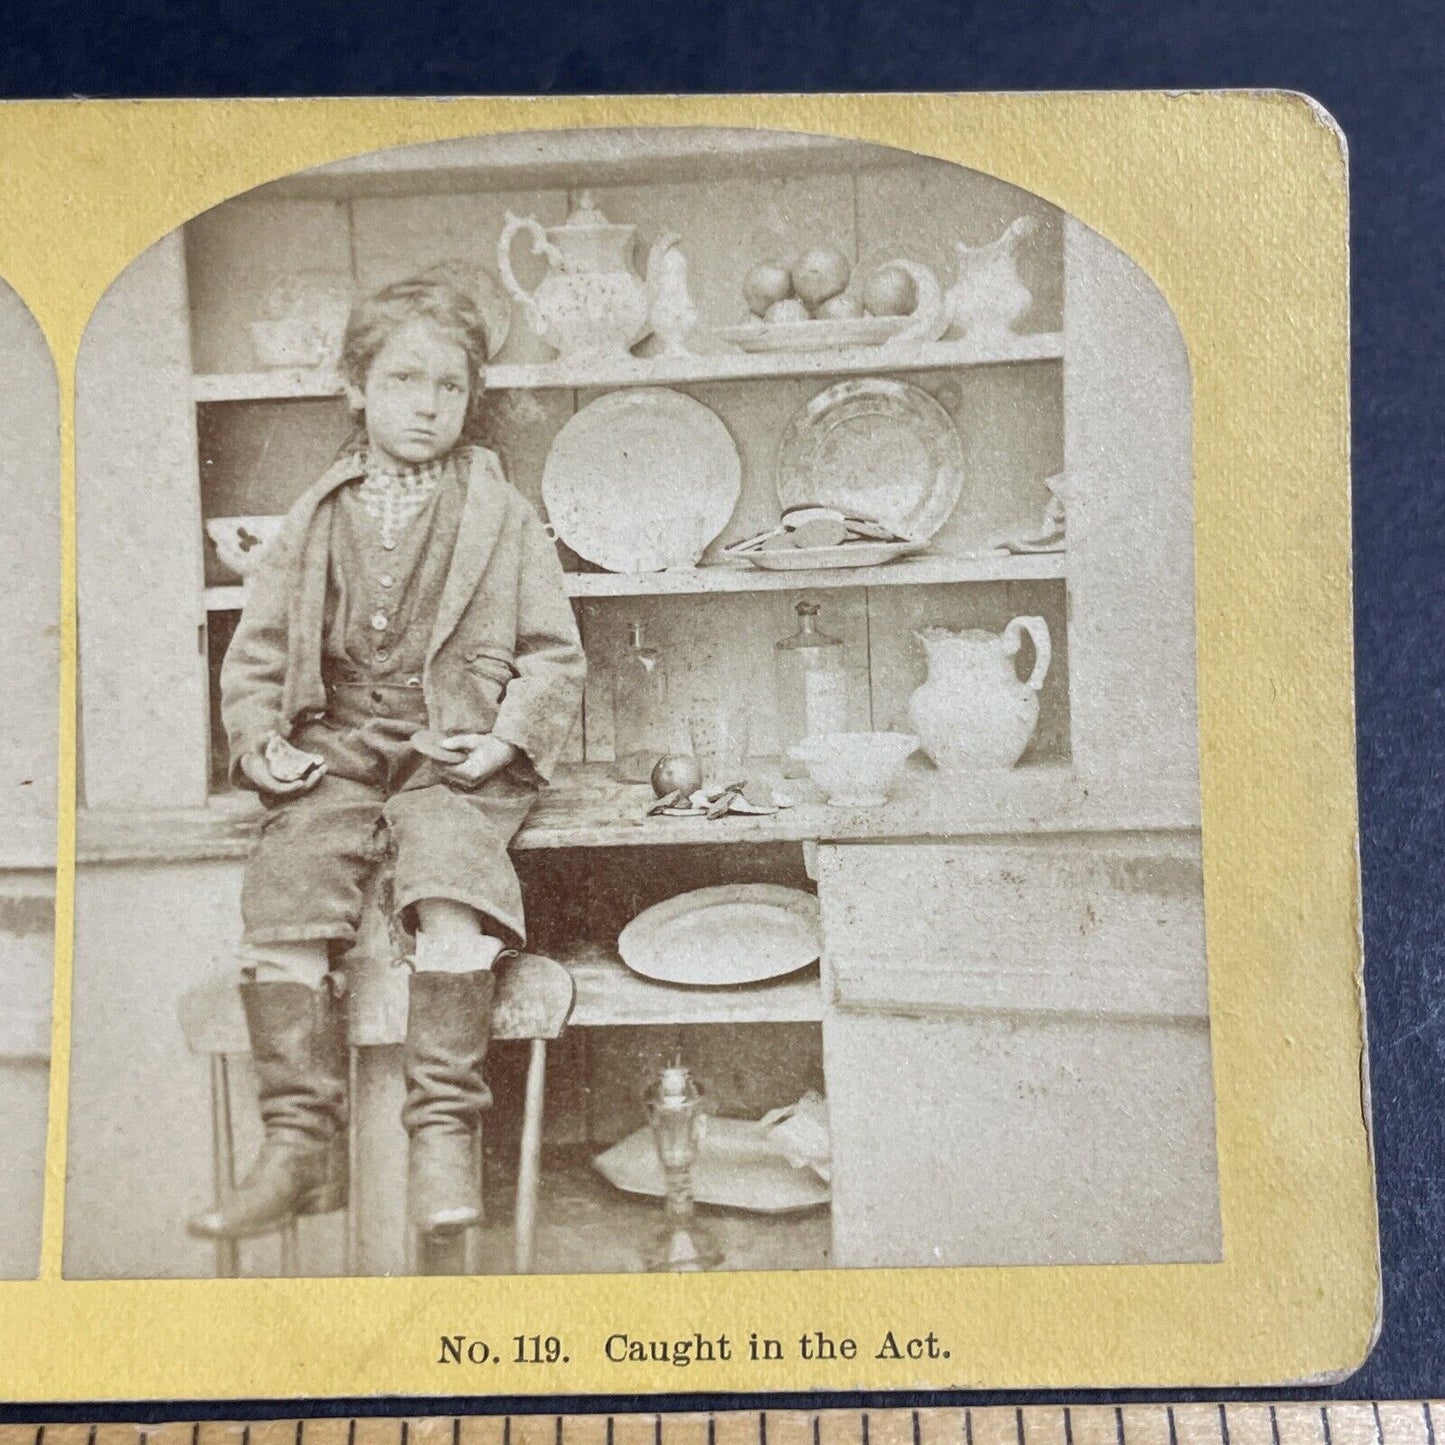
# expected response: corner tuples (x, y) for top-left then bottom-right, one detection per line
(617, 884), (821, 987)
(775, 377), (964, 542)
(740, 539), (926, 571)
(542, 388), (741, 573)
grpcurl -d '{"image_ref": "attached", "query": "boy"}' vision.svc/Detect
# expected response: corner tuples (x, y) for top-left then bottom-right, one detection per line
(189, 276), (586, 1244)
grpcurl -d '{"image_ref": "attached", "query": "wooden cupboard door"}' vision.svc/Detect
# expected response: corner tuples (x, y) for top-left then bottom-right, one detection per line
(816, 838), (1220, 1268)
(817, 834), (1209, 1020)
(821, 1007), (1221, 1268)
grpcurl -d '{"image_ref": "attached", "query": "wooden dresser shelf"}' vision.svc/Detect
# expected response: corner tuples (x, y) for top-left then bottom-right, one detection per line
(204, 551), (1065, 612)
(76, 760), (1201, 866)
(192, 333), (1064, 404)
(564, 943), (823, 1027)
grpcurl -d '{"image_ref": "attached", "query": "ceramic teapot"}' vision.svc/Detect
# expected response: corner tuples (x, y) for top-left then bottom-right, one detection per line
(944, 215), (1039, 344)
(908, 616), (1052, 772)
(498, 192), (663, 360)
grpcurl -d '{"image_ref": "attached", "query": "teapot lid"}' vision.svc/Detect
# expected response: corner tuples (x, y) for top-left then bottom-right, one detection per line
(559, 190), (627, 232)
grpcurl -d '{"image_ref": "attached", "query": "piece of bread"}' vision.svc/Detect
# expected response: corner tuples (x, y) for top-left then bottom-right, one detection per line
(410, 729), (470, 765)
(263, 733), (327, 783)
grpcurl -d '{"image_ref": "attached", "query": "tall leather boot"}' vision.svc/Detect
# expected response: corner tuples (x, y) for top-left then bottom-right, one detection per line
(402, 968), (495, 1235)
(188, 980), (348, 1240)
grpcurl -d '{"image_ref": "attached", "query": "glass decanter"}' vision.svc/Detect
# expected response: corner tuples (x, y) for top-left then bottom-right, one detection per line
(611, 621), (670, 783)
(643, 1062), (723, 1273)
(774, 599), (848, 776)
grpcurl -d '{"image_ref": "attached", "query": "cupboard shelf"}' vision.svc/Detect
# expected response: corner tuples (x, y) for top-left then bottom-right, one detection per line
(76, 761), (1201, 866)
(563, 552), (1065, 596)
(191, 333), (1065, 403)
(204, 552), (1065, 611)
(564, 944), (823, 1027)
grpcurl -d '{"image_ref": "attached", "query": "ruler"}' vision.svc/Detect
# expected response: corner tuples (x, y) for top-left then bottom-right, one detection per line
(0, 1406), (1434, 1445)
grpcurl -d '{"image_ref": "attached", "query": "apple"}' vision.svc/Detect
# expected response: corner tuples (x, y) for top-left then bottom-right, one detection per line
(764, 297), (810, 324)
(651, 754), (704, 799)
(862, 264), (918, 317)
(743, 261), (793, 316)
(791, 246), (852, 309)
(816, 292), (864, 320)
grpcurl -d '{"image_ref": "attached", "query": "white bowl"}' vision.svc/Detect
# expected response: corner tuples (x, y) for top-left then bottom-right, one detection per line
(206, 515), (284, 579)
(787, 731), (918, 807)
(248, 317), (339, 370)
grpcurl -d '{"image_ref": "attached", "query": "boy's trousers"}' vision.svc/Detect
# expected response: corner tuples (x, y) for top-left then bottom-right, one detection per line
(240, 678), (540, 949)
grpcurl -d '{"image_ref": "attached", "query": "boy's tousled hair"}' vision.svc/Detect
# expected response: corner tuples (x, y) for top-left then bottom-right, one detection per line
(339, 272), (493, 442)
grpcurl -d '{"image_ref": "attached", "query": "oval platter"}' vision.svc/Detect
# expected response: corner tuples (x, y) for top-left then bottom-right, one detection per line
(617, 883), (821, 987)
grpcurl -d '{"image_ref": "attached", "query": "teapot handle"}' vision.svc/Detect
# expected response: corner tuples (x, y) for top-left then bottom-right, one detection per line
(497, 212), (559, 323)
(1005, 616), (1052, 691)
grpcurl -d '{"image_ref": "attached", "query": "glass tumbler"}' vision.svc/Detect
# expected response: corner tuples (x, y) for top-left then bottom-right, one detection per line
(687, 703), (750, 787)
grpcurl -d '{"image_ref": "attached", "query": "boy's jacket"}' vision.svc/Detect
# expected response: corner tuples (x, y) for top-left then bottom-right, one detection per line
(221, 446), (586, 786)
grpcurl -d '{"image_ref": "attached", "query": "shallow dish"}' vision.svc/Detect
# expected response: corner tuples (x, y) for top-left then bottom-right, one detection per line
(249, 316), (344, 370)
(205, 515), (284, 579)
(738, 539), (926, 571)
(541, 388), (741, 573)
(776, 376), (964, 542)
(715, 315), (907, 353)
(593, 1116), (830, 1214)
(788, 731), (918, 807)
(617, 883), (820, 986)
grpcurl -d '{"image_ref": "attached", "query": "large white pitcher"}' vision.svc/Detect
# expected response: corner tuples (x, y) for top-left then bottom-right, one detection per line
(908, 617), (1052, 771)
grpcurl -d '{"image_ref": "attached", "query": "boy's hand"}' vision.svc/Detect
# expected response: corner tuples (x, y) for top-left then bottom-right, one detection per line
(240, 732), (327, 797)
(441, 734), (519, 787)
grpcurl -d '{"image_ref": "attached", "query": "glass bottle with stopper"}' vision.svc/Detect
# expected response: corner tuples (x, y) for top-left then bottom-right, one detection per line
(774, 598), (848, 776)
(611, 621), (669, 783)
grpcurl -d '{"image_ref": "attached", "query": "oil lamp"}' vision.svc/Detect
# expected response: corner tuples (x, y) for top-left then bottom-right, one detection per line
(644, 1060), (723, 1272)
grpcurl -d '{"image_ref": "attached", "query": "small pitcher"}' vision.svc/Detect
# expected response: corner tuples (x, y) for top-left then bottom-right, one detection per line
(944, 215), (1039, 344)
(908, 617), (1052, 772)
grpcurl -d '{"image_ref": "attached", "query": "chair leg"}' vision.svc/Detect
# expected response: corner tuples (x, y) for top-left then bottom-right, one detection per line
(514, 1038), (547, 1275)
(209, 1055), (240, 1279)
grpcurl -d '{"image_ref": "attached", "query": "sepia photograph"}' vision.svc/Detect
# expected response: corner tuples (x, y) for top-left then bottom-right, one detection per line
(66, 123), (1218, 1281)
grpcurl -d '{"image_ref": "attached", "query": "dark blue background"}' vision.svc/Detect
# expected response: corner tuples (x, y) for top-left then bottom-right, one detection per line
(2, 0), (1442, 1412)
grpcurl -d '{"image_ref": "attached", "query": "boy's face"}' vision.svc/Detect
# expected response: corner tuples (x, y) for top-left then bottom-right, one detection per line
(349, 318), (472, 466)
